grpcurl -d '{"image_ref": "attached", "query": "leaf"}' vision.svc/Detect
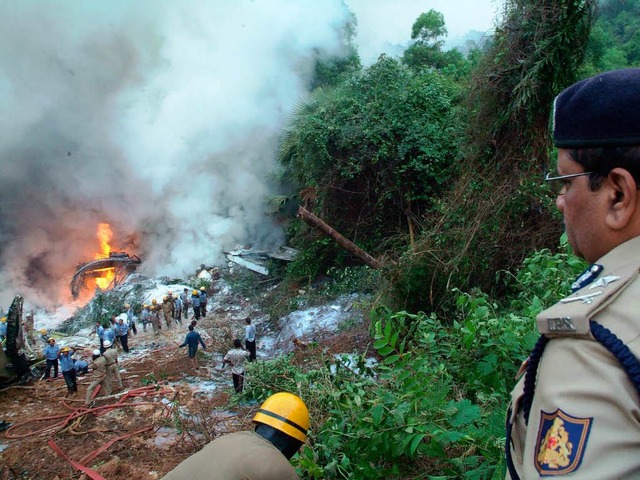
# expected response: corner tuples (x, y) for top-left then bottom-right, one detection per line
(383, 354), (400, 365)
(450, 399), (481, 427)
(378, 346), (394, 356)
(409, 433), (426, 456)
(371, 404), (384, 426)
(373, 338), (388, 349)
(384, 320), (392, 339)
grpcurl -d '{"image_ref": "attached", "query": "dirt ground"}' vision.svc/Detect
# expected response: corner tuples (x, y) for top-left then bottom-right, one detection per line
(0, 308), (373, 480)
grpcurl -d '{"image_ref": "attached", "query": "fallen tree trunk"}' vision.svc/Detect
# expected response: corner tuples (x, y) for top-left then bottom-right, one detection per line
(297, 206), (384, 270)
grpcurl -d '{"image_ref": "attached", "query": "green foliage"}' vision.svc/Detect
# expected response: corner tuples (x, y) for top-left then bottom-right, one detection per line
(240, 245), (583, 479)
(280, 55), (462, 268)
(410, 10), (447, 46)
(141, 372), (157, 386)
(325, 266), (380, 295)
(385, 0), (596, 315)
(286, 238), (345, 285)
(580, 0), (640, 76)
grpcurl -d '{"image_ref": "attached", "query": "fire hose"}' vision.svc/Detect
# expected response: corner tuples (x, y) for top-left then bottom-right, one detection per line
(3, 385), (171, 439)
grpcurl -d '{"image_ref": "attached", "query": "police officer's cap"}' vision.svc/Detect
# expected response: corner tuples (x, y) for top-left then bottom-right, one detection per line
(553, 68), (640, 148)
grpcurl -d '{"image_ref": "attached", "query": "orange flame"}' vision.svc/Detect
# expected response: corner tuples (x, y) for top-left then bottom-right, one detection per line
(94, 222), (115, 290)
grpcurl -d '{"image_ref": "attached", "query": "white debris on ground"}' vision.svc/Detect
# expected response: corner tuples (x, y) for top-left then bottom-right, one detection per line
(260, 294), (365, 355)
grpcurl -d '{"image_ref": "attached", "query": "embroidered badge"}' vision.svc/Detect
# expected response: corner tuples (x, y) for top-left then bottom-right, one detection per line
(535, 409), (592, 476)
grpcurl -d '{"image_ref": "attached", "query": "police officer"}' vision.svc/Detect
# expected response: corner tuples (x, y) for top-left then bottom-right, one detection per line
(85, 349), (111, 406)
(506, 68), (640, 479)
(102, 341), (123, 390)
(162, 392), (309, 479)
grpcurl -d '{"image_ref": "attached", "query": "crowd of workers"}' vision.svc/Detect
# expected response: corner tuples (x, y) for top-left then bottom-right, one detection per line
(32, 283), (260, 409)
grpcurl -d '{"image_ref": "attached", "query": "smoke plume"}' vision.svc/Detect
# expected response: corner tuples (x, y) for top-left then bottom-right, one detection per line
(0, 0), (352, 307)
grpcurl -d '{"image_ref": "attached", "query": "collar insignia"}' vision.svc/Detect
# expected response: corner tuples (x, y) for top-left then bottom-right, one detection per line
(535, 409), (592, 476)
(571, 264), (603, 292)
(588, 275), (620, 289)
(560, 291), (602, 304)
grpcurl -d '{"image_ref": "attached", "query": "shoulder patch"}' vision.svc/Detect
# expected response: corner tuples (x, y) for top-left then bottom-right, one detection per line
(535, 409), (592, 476)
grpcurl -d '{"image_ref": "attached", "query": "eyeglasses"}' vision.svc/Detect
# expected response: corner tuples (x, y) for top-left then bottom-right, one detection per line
(544, 171), (593, 195)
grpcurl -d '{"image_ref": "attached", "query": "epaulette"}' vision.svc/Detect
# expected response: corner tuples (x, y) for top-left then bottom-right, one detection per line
(537, 262), (640, 338)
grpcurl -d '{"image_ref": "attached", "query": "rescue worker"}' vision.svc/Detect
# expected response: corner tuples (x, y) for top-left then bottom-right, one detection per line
(150, 299), (162, 335)
(74, 355), (89, 376)
(39, 328), (50, 345)
(59, 346), (77, 396)
(43, 337), (60, 379)
(24, 311), (35, 346)
(190, 290), (201, 320)
(199, 286), (208, 318)
(162, 392), (309, 479)
(173, 295), (183, 325)
(180, 288), (190, 320)
(178, 325), (207, 369)
(162, 295), (174, 329)
(117, 318), (130, 353)
(506, 68), (640, 479)
(85, 349), (111, 406)
(140, 304), (150, 333)
(94, 321), (105, 352)
(102, 341), (123, 390)
(110, 316), (121, 349)
(125, 303), (137, 335)
(0, 316), (6, 342)
(244, 317), (257, 362)
(223, 339), (250, 393)
(103, 322), (116, 353)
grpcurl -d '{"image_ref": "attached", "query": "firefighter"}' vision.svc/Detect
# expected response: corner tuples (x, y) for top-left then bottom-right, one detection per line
(43, 337), (60, 379)
(59, 346), (78, 396)
(162, 295), (174, 329)
(190, 290), (201, 320)
(140, 304), (150, 332)
(162, 392), (309, 479)
(199, 286), (208, 318)
(180, 288), (190, 320)
(150, 300), (162, 335)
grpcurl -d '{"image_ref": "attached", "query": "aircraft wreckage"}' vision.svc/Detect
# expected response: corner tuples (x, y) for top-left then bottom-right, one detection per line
(0, 295), (33, 384)
(70, 251), (142, 298)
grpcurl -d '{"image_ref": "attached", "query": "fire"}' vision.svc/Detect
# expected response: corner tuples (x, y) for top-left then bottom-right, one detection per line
(94, 222), (115, 290)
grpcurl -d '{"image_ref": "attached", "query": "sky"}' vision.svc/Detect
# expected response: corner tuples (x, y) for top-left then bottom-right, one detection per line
(0, 0), (501, 310)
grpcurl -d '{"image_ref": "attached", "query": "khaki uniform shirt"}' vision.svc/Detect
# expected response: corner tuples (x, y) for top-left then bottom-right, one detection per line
(162, 430), (299, 479)
(507, 236), (640, 479)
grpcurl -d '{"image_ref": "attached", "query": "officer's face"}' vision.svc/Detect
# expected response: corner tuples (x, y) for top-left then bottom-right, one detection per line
(555, 149), (610, 263)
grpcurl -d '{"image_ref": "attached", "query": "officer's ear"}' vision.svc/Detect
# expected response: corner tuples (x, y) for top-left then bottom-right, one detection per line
(605, 168), (638, 230)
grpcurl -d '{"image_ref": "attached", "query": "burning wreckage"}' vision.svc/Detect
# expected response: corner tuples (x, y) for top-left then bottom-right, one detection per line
(70, 251), (142, 298)
(0, 296), (32, 384)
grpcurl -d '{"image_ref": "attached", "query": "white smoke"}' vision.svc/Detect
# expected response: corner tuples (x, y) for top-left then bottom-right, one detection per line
(0, 0), (353, 307)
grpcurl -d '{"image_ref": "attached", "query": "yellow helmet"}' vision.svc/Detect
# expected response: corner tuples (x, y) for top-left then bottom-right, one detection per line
(40, 328), (47, 335)
(124, 303), (131, 308)
(0, 316), (6, 323)
(152, 299), (157, 305)
(61, 346), (71, 353)
(192, 290), (198, 295)
(253, 392), (309, 443)
(143, 304), (148, 308)
(163, 296), (168, 302)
